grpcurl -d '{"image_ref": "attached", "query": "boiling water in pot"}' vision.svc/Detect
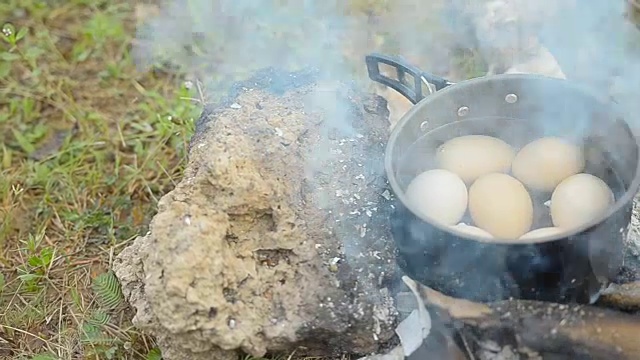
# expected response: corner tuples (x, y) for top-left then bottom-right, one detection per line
(394, 117), (627, 240)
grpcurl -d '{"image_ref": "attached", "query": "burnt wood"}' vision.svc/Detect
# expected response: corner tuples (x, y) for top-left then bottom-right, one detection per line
(416, 281), (640, 360)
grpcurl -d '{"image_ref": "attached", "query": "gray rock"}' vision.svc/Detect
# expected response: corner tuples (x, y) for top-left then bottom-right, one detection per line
(113, 68), (399, 359)
(357, 346), (404, 360)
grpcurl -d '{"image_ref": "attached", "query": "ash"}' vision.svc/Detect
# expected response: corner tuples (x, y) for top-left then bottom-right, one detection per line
(186, 69), (401, 355)
(296, 82), (402, 337)
(626, 193), (640, 257)
(302, 88), (398, 295)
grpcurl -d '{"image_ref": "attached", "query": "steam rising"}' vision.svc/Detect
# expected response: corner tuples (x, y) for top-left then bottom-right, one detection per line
(133, 0), (452, 295)
(134, 0), (640, 122)
(134, 0), (360, 88)
(134, 0), (640, 301)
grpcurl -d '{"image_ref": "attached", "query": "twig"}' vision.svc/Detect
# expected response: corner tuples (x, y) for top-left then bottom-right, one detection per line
(0, 324), (64, 351)
(196, 78), (207, 105)
(460, 332), (476, 360)
(67, 257), (101, 267)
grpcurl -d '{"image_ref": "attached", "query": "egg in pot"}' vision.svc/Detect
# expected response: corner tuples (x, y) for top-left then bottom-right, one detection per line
(520, 227), (564, 240)
(437, 135), (515, 183)
(468, 173), (534, 239)
(511, 137), (585, 192)
(550, 173), (615, 229)
(405, 169), (468, 225)
(452, 223), (493, 239)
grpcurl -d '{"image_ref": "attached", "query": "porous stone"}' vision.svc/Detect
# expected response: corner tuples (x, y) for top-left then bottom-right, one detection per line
(113, 68), (399, 359)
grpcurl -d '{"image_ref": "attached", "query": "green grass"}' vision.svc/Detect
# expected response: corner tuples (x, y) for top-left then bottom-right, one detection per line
(0, 0), (199, 358)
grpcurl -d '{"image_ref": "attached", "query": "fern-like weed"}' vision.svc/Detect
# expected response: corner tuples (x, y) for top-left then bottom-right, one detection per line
(92, 271), (124, 310)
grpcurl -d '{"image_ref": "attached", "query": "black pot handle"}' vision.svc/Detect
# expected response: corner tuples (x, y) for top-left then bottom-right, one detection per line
(365, 53), (454, 105)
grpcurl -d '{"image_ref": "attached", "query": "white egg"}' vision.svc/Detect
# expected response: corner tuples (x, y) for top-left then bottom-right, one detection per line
(405, 169), (468, 225)
(452, 223), (493, 239)
(511, 137), (585, 192)
(436, 135), (515, 183)
(519, 227), (564, 240)
(468, 173), (533, 239)
(550, 173), (614, 229)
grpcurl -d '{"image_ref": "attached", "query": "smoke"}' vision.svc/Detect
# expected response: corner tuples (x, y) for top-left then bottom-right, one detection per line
(133, 0), (358, 90)
(541, 0), (640, 118)
(134, 0), (640, 303)
(132, 0), (455, 295)
(133, 0), (640, 122)
(468, 0), (640, 117)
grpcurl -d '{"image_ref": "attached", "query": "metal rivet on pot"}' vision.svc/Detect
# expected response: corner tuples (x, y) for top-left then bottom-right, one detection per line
(420, 121), (429, 131)
(505, 93), (518, 103)
(457, 106), (469, 117)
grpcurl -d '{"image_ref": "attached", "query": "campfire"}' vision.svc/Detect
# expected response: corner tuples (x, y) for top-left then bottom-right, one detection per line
(362, 48), (640, 359)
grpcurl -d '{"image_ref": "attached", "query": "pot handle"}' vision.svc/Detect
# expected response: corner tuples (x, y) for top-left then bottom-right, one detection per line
(365, 53), (454, 105)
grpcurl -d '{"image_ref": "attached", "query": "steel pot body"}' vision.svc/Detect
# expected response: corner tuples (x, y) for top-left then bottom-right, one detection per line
(366, 53), (640, 303)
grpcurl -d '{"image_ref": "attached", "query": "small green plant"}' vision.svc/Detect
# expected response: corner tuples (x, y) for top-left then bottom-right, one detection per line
(80, 322), (116, 346)
(146, 347), (162, 360)
(14, 230), (55, 292)
(80, 313), (121, 359)
(92, 271), (124, 310)
(29, 354), (58, 360)
(452, 47), (489, 79)
(2, 22), (28, 48)
(81, 326), (120, 359)
(82, 274), (124, 359)
(87, 309), (111, 326)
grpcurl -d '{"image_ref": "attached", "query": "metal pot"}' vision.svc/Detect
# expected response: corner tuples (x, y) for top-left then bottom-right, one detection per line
(365, 53), (640, 304)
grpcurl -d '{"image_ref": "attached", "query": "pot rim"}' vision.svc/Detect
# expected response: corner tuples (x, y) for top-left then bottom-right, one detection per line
(385, 72), (640, 245)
